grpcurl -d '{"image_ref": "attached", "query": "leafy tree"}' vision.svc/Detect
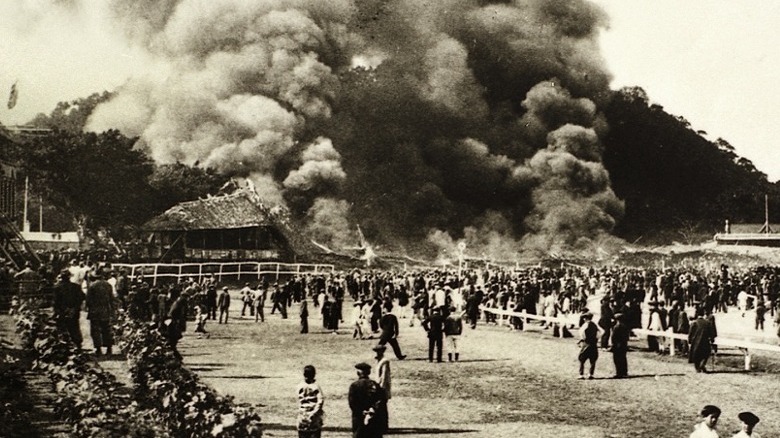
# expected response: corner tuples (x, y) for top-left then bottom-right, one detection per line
(14, 129), (156, 230)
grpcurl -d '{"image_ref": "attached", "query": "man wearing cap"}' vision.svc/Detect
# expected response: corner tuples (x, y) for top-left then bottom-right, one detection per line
(85, 270), (114, 356)
(733, 411), (760, 438)
(422, 306), (445, 363)
(53, 271), (85, 349)
(218, 286), (231, 324)
(373, 344), (391, 433)
(378, 303), (406, 360)
(689, 307), (716, 373)
(577, 312), (603, 379)
(610, 312), (630, 378)
(444, 306), (463, 362)
(348, 362), (386, 438)
(690, 404), (720, 438)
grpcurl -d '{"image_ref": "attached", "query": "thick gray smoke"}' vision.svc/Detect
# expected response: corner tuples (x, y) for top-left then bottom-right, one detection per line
(85, 0), (624, 259)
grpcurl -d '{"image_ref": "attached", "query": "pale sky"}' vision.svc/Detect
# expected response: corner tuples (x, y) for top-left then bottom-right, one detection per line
(1, 1), (779, 180)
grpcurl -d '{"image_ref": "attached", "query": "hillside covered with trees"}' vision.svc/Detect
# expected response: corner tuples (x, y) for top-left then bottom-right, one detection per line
(2, 86), (777, 248)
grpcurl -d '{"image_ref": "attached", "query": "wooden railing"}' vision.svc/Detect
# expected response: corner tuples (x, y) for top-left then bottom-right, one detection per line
(111, 262), (335, 286)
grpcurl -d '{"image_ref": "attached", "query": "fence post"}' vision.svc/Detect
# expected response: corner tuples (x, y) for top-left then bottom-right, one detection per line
(153, 265), (159, 286)
(218, 264), (224, 283)
(744, 349), (751, 371)
(257, 262), (261, 280)
(669, 330), (675, 356)
(237, 263), (241, 281)
(276, 263), (281, 280)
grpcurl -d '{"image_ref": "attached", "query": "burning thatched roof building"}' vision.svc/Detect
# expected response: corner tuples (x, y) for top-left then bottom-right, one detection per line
(144, 185), (316, 262)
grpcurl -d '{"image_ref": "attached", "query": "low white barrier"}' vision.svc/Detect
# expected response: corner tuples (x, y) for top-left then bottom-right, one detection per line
(479, 306), (575, 338)
(112, 262), (335, 286)
(482, 306), (780, 371)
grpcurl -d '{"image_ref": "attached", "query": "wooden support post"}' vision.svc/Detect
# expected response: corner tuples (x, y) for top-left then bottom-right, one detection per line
(744, 349), (751, 371)
(669, 332), (675, 356)
(153, 265), (159, 286)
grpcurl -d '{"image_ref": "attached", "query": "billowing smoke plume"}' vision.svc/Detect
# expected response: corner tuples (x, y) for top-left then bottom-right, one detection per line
(84, 0), (624, 259)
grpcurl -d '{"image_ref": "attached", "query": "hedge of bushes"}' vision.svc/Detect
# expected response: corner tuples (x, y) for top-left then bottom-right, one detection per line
(12, 299), (262, 437)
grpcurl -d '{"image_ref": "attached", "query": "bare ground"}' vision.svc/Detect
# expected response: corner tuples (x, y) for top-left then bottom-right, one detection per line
(166, 300), (780, 438)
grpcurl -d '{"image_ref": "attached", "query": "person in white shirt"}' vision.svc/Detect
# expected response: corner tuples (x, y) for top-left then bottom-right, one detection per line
(732, 411), (760, 438)
(690, 405), (721, 438)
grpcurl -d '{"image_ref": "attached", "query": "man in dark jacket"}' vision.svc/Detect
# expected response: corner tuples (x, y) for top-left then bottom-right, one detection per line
(205, 284), (217, 320)
(348, 362), (386, 438)
(85, 271), (114, 356)
(610, 313), (630, 378)
(218, 287), (231, 324)
(53, 271), (84, 348)
(378, 304), (406, 360)
(167, 291), (189, 361)
(422, 306), (445, 363)
(688, 308), (716, 373)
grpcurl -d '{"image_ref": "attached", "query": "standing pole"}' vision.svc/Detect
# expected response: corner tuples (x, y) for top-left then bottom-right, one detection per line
(766, 194), (770, 233)
(22, 176), (29, 232)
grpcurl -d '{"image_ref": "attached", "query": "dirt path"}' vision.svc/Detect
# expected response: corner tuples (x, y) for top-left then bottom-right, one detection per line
(173, 300), (780, 438)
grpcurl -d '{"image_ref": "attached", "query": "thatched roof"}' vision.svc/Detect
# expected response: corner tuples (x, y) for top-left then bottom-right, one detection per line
(144, 186), (324, 257)
(145, 188), (285, 231)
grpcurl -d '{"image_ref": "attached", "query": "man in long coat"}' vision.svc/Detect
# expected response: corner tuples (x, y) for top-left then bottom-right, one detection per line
(348, 362), (386, 438)
(688, 308), (716, 373)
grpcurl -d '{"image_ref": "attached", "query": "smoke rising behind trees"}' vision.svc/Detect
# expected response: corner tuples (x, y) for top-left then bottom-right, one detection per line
(79, 0), (624, 259)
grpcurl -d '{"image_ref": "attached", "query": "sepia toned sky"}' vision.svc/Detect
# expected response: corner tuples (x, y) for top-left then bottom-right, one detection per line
(1, 1), (779, 181)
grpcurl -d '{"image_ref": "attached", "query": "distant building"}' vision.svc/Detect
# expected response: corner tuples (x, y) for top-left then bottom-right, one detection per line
(144, 186), (315, 262)
(20, 230), (81, 251)
(714, 222), (780, 247)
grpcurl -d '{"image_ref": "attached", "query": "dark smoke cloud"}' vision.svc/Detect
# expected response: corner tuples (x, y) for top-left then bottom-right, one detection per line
(86, 0), (624, 259)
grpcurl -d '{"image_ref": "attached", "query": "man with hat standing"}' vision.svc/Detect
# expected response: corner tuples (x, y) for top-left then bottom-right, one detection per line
(53, 270), (84, 349)
(218, 286), (231, 324)
(348, 362), (386, 438)
(373, 344), (391, 433)
(733, 411), (760, 438)
(85, 270), (114, 356)
(577, 311), (603, 379)
(422, 306), (446, 363)
(610, 312), (630, 378)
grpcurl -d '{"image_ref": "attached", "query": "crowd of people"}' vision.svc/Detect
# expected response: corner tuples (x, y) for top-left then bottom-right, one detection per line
(39, 258), (780, 437)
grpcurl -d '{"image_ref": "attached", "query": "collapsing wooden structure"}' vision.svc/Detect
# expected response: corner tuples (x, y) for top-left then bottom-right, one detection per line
(144, 186), (310, 262)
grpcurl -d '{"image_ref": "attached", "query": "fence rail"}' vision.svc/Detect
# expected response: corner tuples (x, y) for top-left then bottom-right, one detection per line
(112, 262), (336, 286)
(480, 306), (780, 371)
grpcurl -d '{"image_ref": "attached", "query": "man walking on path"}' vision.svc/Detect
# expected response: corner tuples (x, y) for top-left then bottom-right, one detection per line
(423, 306), (445, 363)
(218, 286), (231, 324)
(53, 271), (84, 349)
(85, 271), (114, 356)
(378, 304), (406, 359)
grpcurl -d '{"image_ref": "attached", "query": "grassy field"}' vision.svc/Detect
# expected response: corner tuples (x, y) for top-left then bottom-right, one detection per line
(163, 299), (780, 438)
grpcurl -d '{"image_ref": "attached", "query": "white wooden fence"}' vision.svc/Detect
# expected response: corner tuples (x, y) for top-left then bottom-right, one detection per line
(480, 306), (780, 370)
(112, 262), (335, 286)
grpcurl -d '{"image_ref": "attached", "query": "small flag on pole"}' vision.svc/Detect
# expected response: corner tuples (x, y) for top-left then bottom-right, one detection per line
(7, 82), (18, 109)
